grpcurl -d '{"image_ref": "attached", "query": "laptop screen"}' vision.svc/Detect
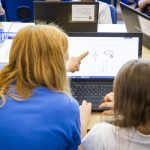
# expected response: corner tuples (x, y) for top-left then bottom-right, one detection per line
(120, 2), (150, 49)
(67, 33), (142, 79)
(34, 1), (99, 32)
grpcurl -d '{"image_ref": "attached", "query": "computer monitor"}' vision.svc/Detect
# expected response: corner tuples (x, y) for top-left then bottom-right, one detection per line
(67, 32), (142, 78)
(67, 32), (142, 111)
(120, 2), (150, 49)
(34, 1), (99, 32)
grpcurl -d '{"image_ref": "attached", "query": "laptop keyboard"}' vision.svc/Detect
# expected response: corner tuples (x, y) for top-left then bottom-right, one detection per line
(71, 81), (113, 111)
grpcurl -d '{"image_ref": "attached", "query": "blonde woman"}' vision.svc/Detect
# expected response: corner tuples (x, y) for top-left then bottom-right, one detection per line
(0, 25), (81, 150)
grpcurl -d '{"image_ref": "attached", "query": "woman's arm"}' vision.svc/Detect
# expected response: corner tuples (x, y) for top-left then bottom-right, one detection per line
(78, 100), (92, 150)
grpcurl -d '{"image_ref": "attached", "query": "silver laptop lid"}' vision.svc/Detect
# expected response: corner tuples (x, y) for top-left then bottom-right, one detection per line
(34, 1), (99, 32)
(120, 2), (150, 49)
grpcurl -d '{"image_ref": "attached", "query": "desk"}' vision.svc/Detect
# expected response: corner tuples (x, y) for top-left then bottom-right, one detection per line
(98, 24), (127, 32)
(1, 22), (150, 129)
(0, 22), (127, 31)
(0, 22), (34, 32)
(142, 46), (150, 59)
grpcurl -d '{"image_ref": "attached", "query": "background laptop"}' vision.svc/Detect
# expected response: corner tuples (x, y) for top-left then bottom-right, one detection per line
(120, 2), (150, 49)
(67, 32), (142, 111)
(34, 1), (99, 32)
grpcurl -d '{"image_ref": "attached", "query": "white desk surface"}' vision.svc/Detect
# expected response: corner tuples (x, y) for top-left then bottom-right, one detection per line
(98, 24), (127, 32)
(1, 22), (127, 32)
(0, 22), (34, 32)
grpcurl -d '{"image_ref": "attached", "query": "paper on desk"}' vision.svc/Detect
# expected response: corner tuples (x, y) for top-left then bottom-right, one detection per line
(0, 22), (34, 70)
(8, 22), (34, 32)
(0, 22), (13, 32)
(71, 5), (95, 22)
(0, 39), (12, 63)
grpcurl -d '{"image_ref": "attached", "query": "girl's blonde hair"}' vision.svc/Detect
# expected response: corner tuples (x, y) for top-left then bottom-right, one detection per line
(0, 25), (70, 107)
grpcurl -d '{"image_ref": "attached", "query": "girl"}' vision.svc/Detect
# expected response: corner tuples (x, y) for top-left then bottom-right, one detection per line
(80, 59), (150, 150)
(0, 25), (80, 150)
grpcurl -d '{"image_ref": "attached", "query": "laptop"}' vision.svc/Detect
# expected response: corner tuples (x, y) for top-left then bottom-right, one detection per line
(67, 32), (142, 111)
(34, 1), (99, 32)
(120, 2), (150, 49)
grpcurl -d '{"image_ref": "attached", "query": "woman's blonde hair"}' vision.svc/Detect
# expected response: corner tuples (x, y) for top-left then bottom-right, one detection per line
(0, 24), (70, 107)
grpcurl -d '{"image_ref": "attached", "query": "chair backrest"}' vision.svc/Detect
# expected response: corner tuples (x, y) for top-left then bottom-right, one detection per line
(2, 0), (34, 22)
(109, 5), (117, 24)
(0, 14), (6, 22)
(121, 0), (136, 5)
(98, 0), (118, 8)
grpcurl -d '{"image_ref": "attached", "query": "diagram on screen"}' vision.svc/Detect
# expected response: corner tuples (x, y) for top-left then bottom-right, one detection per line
(104, 50), (114, 58)
(91, 48), (115, 61)
(68, 36), (138, 77)
(91, 50), (98, 61)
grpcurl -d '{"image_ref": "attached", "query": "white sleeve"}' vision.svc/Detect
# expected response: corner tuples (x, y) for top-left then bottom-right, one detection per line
(98, 2), (112, 24)
(81, 124), (104, 150)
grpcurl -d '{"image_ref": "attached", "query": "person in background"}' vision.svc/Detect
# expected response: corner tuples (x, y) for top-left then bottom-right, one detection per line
(80, 59), (150, 150)
(0, 25), (81, 150)
(138, 0), (150, 15)
(0, 0), (6, 21)
(126, 0), (150, 15)
(79, 0), (113, 23)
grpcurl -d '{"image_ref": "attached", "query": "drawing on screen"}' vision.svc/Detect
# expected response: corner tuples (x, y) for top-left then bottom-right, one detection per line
(91, 50), (98, 61)
(104, 50), (114, 58)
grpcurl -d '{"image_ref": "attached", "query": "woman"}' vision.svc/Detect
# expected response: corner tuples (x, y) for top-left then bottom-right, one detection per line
(0, 25), (80, 150)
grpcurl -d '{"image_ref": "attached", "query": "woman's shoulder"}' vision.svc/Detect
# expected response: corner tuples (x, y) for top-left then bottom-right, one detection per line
(60, 93), (79, 109)
(90, 122), (115, 134)
(82, 122), (116, 149)
(35, 86), (79, 104)
(35, 86), (79, 111)
(83, 122), (116, 141)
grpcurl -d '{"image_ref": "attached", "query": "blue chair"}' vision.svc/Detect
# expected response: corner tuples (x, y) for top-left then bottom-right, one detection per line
(98, 0), (118, 8)
(2, 0), (34, 22)
(0, 14), (6, 22)
(109, 5), (117, 24)
(121, 0), (136, 5)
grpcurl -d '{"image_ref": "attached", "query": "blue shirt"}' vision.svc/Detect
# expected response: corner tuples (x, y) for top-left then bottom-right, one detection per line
(0, 87), (81, 150)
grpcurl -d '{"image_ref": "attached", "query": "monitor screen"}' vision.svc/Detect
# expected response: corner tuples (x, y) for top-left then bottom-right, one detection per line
(67, 33), (142, 79)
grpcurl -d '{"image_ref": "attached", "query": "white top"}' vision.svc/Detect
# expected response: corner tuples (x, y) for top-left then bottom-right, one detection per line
(82, 122), (150, 150)
(98, 1), (112, 24)
(72, 0), (112, 24)
(0, 0), (5, 15)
